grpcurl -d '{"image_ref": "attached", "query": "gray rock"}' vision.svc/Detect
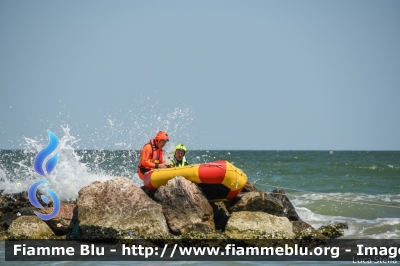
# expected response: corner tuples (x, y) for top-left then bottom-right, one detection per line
(291, 220), (329, 241)
(269, 189), (301, 221)
(77, 176), (169, 239)
(318, 222), (349, 239)
(225, 211), (295, 239)
(241, 181), (258, 192)
(154, 176), (215, 235)
(7, 216), (61, 240)
(226, 191), (286, 217)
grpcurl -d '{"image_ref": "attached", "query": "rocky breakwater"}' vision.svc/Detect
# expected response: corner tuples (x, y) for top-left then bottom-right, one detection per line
(0, 177), (348, 248)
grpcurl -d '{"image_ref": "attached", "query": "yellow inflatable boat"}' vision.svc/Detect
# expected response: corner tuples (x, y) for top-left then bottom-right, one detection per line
(143, 160), (248, 201)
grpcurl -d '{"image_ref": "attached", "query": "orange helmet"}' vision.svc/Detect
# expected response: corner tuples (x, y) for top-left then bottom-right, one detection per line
(154, 131), (169, 145)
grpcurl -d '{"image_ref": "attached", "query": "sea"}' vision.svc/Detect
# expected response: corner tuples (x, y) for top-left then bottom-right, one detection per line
(1, 135), (399, 265)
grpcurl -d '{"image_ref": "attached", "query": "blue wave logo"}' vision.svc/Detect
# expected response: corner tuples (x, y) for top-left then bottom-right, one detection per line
(33, 130), (59, 176)
(28, 180), (61, 220)
(29, 130), (61, 220)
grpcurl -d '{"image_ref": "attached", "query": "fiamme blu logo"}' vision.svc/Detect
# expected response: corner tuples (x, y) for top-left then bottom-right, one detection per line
(28, 130), (61, 221)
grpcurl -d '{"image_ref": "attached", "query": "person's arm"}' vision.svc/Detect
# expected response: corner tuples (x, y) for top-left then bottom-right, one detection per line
(139, 144), (157, 169)
(157, 151), (168, 168)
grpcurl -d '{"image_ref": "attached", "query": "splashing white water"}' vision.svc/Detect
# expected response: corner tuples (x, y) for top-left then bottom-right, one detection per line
(0, 125), (116, 200)
(100, 107), (195, 151)
(0, 106), (196, 200)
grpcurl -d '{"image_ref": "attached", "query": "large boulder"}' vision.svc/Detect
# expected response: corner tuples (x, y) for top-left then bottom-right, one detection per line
(154, 176), (215, 235)
(7, 216), (60, 240)
(226, 191), (286, 217)
(269, 189), (301, 221)
(77, 177), (169, 239)
(225, 211), (295, 239)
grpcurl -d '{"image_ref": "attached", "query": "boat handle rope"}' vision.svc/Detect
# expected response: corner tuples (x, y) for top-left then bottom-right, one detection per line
(204, 163), (241, 189)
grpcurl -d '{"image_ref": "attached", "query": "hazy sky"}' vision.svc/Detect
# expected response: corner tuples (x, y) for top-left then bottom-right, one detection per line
(1, 1), (399, 150)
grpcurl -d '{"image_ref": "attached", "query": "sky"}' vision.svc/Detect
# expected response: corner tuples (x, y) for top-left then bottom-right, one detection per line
(1, 0), (399, 150)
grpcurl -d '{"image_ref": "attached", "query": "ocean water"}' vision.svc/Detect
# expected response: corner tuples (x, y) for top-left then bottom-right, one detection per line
(1, 140), (400, 265)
